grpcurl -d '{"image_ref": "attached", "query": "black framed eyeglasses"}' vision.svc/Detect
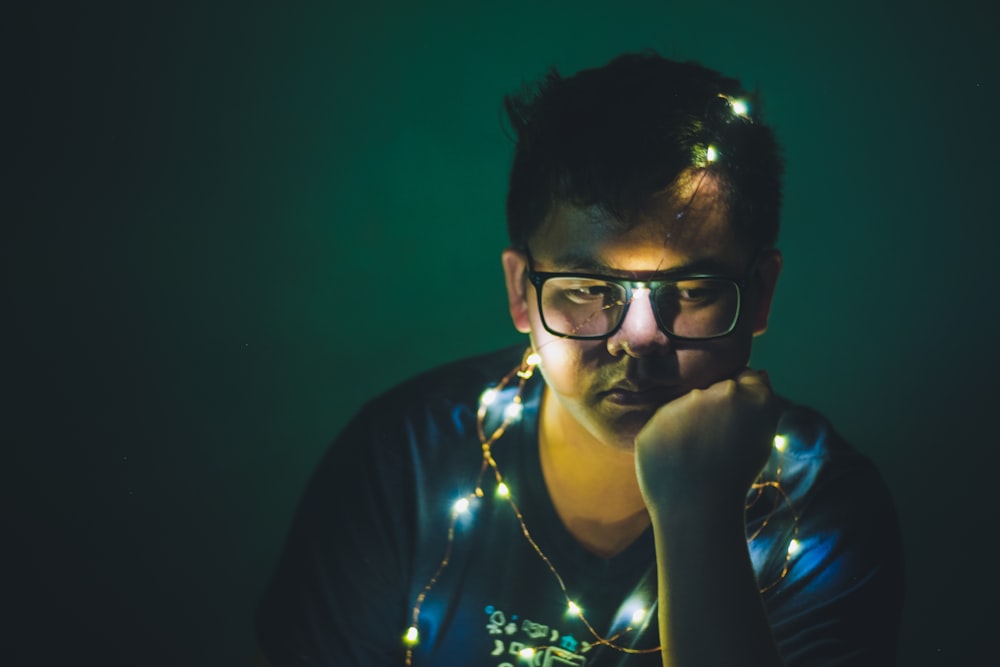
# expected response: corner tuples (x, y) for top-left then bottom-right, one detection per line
(525, 250), (759, 341)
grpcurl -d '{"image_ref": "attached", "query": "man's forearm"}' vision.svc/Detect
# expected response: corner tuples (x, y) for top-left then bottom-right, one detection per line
(652, 504), (784, 667)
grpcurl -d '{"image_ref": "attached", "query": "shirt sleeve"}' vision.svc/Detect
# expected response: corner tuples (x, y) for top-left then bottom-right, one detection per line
(765, 412), (905, 666)
(255, 403), (416, 666)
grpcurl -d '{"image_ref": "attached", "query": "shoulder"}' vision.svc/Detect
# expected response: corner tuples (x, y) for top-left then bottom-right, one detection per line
(307, 345), (528, 488)
(349, 345), (527, 442)
(255, 349), (529, 666)
(775, 402), (894, 509)
(365, 345), (526, 416)
(776, 401), (856, 463)
(771, 400), (900, 542)
(764, 401), (905, 663)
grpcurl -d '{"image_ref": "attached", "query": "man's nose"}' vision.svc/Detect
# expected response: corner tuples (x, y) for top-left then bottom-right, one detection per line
(606, 286), (671, 358)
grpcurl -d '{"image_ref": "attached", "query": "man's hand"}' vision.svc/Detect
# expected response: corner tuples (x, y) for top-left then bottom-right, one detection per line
(634, 368), (778, 517)
(635, 369), (786, 667)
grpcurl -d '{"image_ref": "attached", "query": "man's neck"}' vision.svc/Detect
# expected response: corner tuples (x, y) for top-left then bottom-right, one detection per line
(538, 389), (651, 558)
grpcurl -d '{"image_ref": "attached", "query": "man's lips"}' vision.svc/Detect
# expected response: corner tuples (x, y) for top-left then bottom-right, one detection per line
(600, 383), (681, 407)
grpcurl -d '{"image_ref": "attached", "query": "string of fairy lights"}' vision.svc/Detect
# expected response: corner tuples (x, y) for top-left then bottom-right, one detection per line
(402, 94), (801, 665)
(403, 349), (801, 665)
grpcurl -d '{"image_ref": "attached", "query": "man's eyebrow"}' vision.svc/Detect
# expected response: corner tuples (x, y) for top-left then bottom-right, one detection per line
(544, 252), (736, 276)
(543, 253), (617, 273)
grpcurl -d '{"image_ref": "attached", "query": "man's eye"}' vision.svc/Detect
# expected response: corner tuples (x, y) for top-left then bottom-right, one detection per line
(678, 287), (713, 301)
(666, 280), (725, 303)
(558, 282), (616, 303)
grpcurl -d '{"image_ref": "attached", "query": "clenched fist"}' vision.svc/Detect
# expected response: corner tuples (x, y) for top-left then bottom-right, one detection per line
(634, 369), (779, 517)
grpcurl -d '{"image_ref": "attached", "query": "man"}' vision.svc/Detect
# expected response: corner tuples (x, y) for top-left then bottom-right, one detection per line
(256, 52), (904, 666)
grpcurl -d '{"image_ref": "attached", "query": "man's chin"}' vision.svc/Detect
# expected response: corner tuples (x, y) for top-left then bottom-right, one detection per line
(596, 408), (660, 451)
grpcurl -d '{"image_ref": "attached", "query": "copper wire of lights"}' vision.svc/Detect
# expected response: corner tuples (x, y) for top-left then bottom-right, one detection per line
(403, 347), (800, 665)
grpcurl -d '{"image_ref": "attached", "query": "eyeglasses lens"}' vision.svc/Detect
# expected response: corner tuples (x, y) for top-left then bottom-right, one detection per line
(540, 278), (739, 339)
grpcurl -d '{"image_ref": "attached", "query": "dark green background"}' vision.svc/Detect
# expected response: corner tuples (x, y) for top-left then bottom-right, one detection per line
(6, 1), (997, 664)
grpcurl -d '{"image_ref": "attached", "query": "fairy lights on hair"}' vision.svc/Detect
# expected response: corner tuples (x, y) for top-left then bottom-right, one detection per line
(694, 93), (753, 169)
(718, 93), (751, 119)
(692, 143), (719, 168)
(404, 343), (801, 664)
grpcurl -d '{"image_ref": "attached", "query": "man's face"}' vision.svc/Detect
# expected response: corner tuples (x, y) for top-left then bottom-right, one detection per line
(502, 192), (781, 452)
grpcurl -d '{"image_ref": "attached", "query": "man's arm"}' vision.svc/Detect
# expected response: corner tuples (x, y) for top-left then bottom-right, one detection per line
(636, 370), (785, 666)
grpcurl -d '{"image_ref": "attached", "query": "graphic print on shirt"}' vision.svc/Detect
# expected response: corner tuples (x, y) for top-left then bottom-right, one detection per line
(483, 605), (589, 666)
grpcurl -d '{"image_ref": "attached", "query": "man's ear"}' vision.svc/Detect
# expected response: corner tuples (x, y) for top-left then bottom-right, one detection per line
(751, 249), (782, 336)
(502, 248), (532, 334)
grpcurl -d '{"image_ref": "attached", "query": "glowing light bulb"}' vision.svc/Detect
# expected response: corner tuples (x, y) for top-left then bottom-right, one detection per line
(773, 434), (787, 452)
(567, 601), (582, 616)
(504, 401), (523, 421)
(497, 482), (510, 497)
(787, 538), (801, 556)
(731, 99), (749, 116)
(453, 497), (470, 514)
(706, 145), (718, 163)
(526, 352), (541, 367)
(519, 647), (536, 659)
(404, 626), (419, 644)
(631, 608), (647, 625)
(480, 387), (498, 406)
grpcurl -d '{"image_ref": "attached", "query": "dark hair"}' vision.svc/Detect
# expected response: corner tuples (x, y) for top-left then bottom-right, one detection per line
(504, 51), (784, 251)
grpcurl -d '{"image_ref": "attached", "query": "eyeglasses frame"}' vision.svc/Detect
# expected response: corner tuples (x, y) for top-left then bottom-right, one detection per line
(523, 248), (764, 341)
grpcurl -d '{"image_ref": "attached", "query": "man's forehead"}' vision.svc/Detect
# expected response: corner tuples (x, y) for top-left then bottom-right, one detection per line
(529, 196), (748, 273)
(534, 168), (733, 240)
